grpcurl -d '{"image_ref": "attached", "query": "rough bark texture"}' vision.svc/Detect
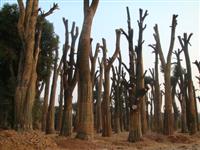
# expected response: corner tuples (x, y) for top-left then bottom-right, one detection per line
(14, 0), (39, 130)
(101, 30), (121, 137)
(178, 33), (197, 134)
(15, 1), (58, 131)
(76, 0), (99, 140)
(151, 15), (178, 135)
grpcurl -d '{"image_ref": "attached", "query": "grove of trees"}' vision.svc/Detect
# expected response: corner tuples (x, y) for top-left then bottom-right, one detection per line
(0, 0), (199, 143)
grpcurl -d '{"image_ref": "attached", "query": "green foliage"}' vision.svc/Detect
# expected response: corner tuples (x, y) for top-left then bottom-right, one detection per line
(37, 20), (59, 82)
(0, 3), (59, 128)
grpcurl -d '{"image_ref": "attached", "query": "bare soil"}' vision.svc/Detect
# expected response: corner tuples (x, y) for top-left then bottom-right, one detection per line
(0, 129), (200, 150)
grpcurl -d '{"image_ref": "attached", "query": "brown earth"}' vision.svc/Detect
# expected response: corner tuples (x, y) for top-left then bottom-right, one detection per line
(0, 129), (200, 150)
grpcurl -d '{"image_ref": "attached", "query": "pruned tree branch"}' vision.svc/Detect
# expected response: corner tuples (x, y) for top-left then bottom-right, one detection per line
(41, 3), (58, 18)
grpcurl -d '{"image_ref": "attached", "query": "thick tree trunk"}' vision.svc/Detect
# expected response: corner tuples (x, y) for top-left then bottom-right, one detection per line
(102, 71), (113, 136)
(76, 0), (99, 140)
(163, 68), (174, 135)
(128, 109), (142, 142)
(61, 92), (73, 136)
(14, 0), (39, 130)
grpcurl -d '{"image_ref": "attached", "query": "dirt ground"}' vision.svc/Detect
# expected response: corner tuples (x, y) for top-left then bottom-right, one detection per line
(0, 129), (200, 150)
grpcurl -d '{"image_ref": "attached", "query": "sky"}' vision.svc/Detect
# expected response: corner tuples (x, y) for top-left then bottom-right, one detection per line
(1, 0), (200, 109)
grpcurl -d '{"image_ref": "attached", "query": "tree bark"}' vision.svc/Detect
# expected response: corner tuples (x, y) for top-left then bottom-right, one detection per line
(41, 73), (51, 131)
(14, 0), (39, 130)
(136, 9), (148, 134)
(178, 33), (197, 134)
(101, 30), (121, 137)
(57, 72), (63, 131)
(76, 0), (99, 140)
(15, 0), (58, 131)
(174, 49), (188, 133)
(121, 7), (142, 142)
(151, 15), (178, 135)
(46, 49), (62, 134)
(60, 18), (78, 137)
(96, 59), (103, 133)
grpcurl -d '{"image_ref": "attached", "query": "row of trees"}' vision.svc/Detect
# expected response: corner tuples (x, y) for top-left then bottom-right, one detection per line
(0, 0), (199, 143)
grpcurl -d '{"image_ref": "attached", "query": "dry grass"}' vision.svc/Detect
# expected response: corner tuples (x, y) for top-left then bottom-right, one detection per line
(0, 130), (200, 150)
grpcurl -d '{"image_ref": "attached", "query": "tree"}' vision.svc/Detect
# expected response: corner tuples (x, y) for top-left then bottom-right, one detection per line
(174, 49), (188, 133)
(14, 0), (40, 130)
(135, 9), (148, 134)
(100, 30), (121, 137)
(38, 19), (59, 131)
(178, 33), (197, 134)
(0, 3), (58, 129)
(151, 15), (178, 135)
(120, 7), (148, 142)
(0, 4), (20, 128)
(76, 0), (99, 140)
(46, 46), (62, 134)
(96, 58), (103, 133)
(60, 18), (79, 136)
(149, 45), (162, 133)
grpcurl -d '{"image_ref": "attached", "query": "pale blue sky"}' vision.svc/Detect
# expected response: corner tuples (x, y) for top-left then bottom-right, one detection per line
(1, 0), (200, 107)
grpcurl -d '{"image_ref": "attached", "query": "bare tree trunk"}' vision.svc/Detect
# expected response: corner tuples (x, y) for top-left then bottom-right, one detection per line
(174, 49), (188, 133)
(178, 33), (197, 134)
(154, 52), (162, 132)
(120, 7), (142, 142)
(41, 73), (51, 131)
(57, 72), (63, 131)
(112, 66), (121, 133)
(15, 1), (58, 131)
(46, 49), (62, 134)
(76, 0), (99, 140)
(59, 18), (78, 136)
(151, 15), (178, 135)
(101, 30), (121, 137)
(135, 8), (148, 135)
(172, 86), (179, 130)
(96, 59), (103, 133)
(14, 0), (39, 130)
(193, 85), (199, 131)
(102, 71), (113, 136)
